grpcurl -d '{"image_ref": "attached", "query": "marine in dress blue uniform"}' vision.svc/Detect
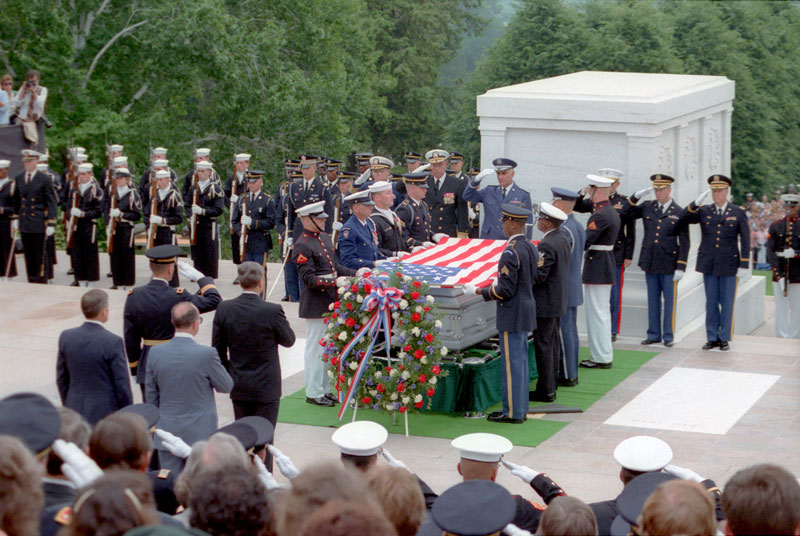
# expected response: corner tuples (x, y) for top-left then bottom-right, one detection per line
(462, 158), (533, 240)
(468, 204), (538, 424)
(629, 174), (690, 347)
(339, 190), (386, 270)
(678, 175), (750, 351)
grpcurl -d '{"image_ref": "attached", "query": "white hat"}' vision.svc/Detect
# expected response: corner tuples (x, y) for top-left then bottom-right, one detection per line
(425, 149), (450, 164)
(77, 163), (93, 173)
(153, 159), (169, 168)
(195, 148), (211, 157)
(114, 168), (131, 178)
(368, 181), (393, 193)
(153, 147), (168, 156)
(369, 156), (394, 170)
(74, 153), (88, 163)
(344, 190), (374, 205)
(598, 168), (624, 181)
(538, 201), (567, 222)
(155, 169), (171, 179)
(781, 194), (800, 205)
(37, 163), (48, 172)
(70, 146), (86, 154)
(613, 436), (673, 472)
(587, 174), (614, 188)
(451, 433), (513, 463)
(235, 153), (251, 162)
(296, 200), (327, 218)
(38, 154), (49, 162)
(113, 156), (128, 167)
(0, 160), (10, 169)
(196, 161), (214, 171)
(107, 144), (124, 153)
(331, 421), (388, 456)
(21, 149), (41, 160)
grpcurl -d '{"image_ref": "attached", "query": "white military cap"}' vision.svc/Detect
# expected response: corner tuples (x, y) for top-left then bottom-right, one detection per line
(613, 436), (673, 472)
(587, 174), (614, 188)
(36, 163), (48, 172)
(107, 144), (124, 153)
(0, 160), (10, 169)
(113, 156), (128, 167)
(195, 148), (211, 157)
(114, 168), (131, 178)
(235, 153), (251, 162)
(38, 153), (49, 162)
(153, 159), (169, 168)
(451, 433), (513, 463)
(74, 153), (88, 163)
(21, 149), (41, 160)
(153, 147), (168, 156)
(196, 161), (214, 170)
(70, 146), (86, 154)
(368, 181), (393, 193)
(77, 163), (93, 173)
(597, 168), (624, 181)
(781, 193), (800, 205)
(425, 149), (450, 164)
(344, 190), (374, 205)
(538, 202), (567, 222)
(295, 200), (327, 218)
(331, 421), (388, 456)
(369, 156), (394, 170)
(155, 169), (171, 179)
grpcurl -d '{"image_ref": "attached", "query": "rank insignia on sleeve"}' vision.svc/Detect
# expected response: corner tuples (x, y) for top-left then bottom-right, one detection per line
(588, 221), (597, 230)
(500, 265), (510, 276)
(296, 253), (308, 264)
(158, 468), (171, 479)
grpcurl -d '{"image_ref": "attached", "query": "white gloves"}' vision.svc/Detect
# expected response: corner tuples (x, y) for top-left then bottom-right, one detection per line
(673, 270), (685, 282)
(241, 215), (252, 227)
(395, 251), (409, 259)
(777, 277), (787, 293)
(779, 248), (796, 258)
(356, 267), (371, 278)
(46, 226), (55, 237)
(177, 261), (204, 282)
(267, 445), (300, 480)
(463, 283), (478, 296)
(468, 207), (477, 220)
(332, 221), (343, 231)
(381, 448), (411, 472)
(501, 460), (538, 484)
(474, 168), (496, 184)
(432, 233), (448, 243)
(191, 204), (204, 215)
(694, 189), (711, 206)
(155, 429), (192, 459)
(109, 208), (121, 218)
(663, 464), (705, 483)
(70, 207), (84, 218)
(422, 241), (435, 248)
(737, 267), (749, 280)
(411, 245), (425, 253)
(503, 523), (532, 536)
(252, 454), (280, 490)
(150, 215), (163, 225)
(285, 237), (293, 248)
(53, 439), (104, 488)
(633, 186), (654, 199)
(415, 163), (431, 174)
(229, 194), (239, 204)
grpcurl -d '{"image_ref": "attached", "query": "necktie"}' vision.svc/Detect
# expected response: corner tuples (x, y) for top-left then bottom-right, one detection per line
(437, 179), (443, 193)
(502, 187), (507, 199)
(26, 173), (31, 185)
(717, 208), (723, 217)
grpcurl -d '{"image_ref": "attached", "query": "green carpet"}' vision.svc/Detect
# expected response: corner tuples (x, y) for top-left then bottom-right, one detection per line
(754, 270), (774, 296)
(278, 347), (658, 447)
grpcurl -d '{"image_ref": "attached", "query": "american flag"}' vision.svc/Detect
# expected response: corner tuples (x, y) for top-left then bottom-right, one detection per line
(381, 237), (510, 287)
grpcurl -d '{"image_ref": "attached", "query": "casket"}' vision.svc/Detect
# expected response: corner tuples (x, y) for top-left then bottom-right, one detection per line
(428, 287), (498, 351)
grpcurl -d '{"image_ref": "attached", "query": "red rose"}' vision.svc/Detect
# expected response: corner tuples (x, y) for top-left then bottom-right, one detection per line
(426, 387), (436, 397)
(338, 374), (346, 383)
(377, 383), (385, 393)
(411, 313), (421, 322)
(397, 383), (405, 392)
(415, 400), (424, 408)
(364, 283), (372, 293)
(346, 302), (354, 310)
(410, 291), (420, 300)
(323, 317), (329, 324)
(398, 365), (405, 370)
(432, 365), (441, 375)
(413, 281), (422, 288)
(345, 317), (355, 327)
(404, 344), (412, 352)
(424, 306), (431, 312)
(330, 357), (339, 366)
(385, 366), (392, 373)
(414, 349), (425, 359)
(418, 374), (427, 383)
(351, 284), (358, 292)
(331, 312), (338, 318)
(395, 272), (402, 277)
(318, 338), (326, 346)
(424, 333), (434, 343)
(399, 406), (407, 413)
(334, 300), (341, 308)
(362, 396), (372, 404)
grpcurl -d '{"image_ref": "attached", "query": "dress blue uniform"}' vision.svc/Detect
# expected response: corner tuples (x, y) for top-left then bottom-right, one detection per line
(13, 163), (58, 283)
(339, 214), (385, 270)
(287, 172), (333, 297)
(232, 183), (276, 298)
(275, 178), (300, 301)
(463, 180), (533, 240)
(224, 168), (249, 266)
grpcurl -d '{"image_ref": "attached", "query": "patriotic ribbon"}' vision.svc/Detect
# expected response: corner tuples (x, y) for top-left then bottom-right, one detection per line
(336, 274), (403, 419)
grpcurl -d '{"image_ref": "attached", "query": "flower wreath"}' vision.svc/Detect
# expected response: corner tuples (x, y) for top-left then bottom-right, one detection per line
(319, 268), (448, 416)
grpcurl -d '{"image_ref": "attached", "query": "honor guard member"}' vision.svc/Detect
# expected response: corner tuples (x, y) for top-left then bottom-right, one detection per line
(185, 160), (224, 278)
(292, 201), (357, 407)
(63, 150), (88, 282)
(355, 155), (392, 191)
(38, 153), (62, 281)
(224, 153), (251, 267)
(182, 147), (220, 201)
(579, 175), (621, 369)
(448, 152), (467, 181)
(14, 149), (57, 284)
(324, 157), (342, 188)
(466, 167), (481, 238)
(276, 160), (300, 300)
(405, 150), (422, 172)
(427, 481), (517, 536)
(463, 158), (534, 240)
(530, 203), (571, 403)
(330, 171), (355, 238)
(140, 158), (174, 208)
(550, 188), (585, 387)
(145, 170), (184, 287)
(767, 194), (800, 338)
(139, 148), (176, 198)
(628, 175), (690, 347)
(679, 175), (750, 351)
(69, 163), (104, 287)
(354, 152), (373, 175)
(331, 420), (388, 472)
(339, 190), (386, 270)
(123, 245), (221, 400)
(0, 159), (18, 280)
(397, 172), (436, 250)
(464, 204), (538, 424)
(368, 181), (408, 257)
(233, 170), (276, 278)
(424, 149), (469, 238)
(101, 145), (124, 188)
(108, 168), (142, 290)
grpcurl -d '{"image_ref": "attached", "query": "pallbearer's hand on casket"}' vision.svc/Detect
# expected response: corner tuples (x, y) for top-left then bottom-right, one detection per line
(501, 460), (538, 484)
(381, 448), (411, 472)
(463, 284), (479, 296)
(268, 445), (301, 479)
(155, 429), (192, 459)
(422, 241), (435, 248)
(432, 233), (448, 243)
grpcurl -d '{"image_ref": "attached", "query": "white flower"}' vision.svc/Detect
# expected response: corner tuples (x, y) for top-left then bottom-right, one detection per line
(338, 331), (348, 341)
(435, 320), (442, 328)
(402, 371), (411, 380)
(420, 357), (428, 364)
(392, 312), (399, 320)
(323, 333), (331, 341)
(426, 295), (435, 304)
(402, 396), (410, 404)
(399, 299), (409, 310)
(397, 330), (406, 338)
(385, 403), (394, 410)
(374, 371), (382, 379)
(390, 393), (398, 401)
(328, 303), (334, 311)
(398, 352), (407, 359)
(411, 327), (421, 336)
(403, 275), (412, 282)
(429, 376), (437, 385)
(361, 316), (369, 325)
(356, 295), (364, 303)
(338, 287), (346, 295)
(414, 394), (423, 402)
(349, 361), (358, 371)
(327, 370), (334, 378)
(441, 346), (448, 356)
(415, 305), (423, 313)
(389, 368), (397, 377)
(344, 292), (352, 300)
(337, 316), (345, 325)
(370, 389), (378, 396)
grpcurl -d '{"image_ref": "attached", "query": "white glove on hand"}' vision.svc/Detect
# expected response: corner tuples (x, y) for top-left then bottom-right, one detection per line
(381, 448), (411, 472)
(415, 163), (431, 174)
(241, 215), (252, 227)
(663, 464), (705, 483)
(252, 454), (280, 490)
(46, 226), (55, 237)
(694, 189), (711, 206)
(356, 267), (371, 278)
(503, 523), (532, 536)
(672, 270), (685, 282)
(411, 245), (425, 253)
(150, 215), (163, 225)
(70, 207), (83, 218)
(332, 221), (343, 231)
(474, 168), (496, 184)
(422, 241), (435, 248)
(191, 205), (203, 215)
(53, 439), (104, 488)
(155, 429), (192, 459)
(463, 283), (478, 296)
(229, 194), (239, 204)
(501, 460), (538, 484)
(737, 267), (750, 280)
(109, 208), (121, 218)
(177, 261), (204, 282)
(396, 251), (409, 259)
(633, 186), (654, 199)
(779, 248), (796, 258)
(468, 207), (477, 220)
(432, 233), (448, 243)
(285, 237), (293, 248)
(267, 445), (300, 480)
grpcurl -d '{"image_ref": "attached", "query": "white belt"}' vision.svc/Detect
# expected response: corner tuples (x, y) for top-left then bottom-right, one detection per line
(588, 244), (614, 251)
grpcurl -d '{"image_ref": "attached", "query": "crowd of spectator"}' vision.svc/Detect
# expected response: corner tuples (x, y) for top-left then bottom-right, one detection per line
(0, 70), (48, 127)
(743, 189), (799, 269)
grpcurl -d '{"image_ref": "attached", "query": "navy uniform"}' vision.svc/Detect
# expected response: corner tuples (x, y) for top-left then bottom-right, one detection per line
(232, 171), (276, 286)
(396, 172), (434, 248)
(424, 149), (469, 237)
(107, 169), (142, 289)
(579, 175), (621, 369)
(145, 172), (184, 287)
(139, 153), (178, 200)
(69, 166), (104, 284)
(462, 158), (534, 240)
(531, 203), (571, 403)
(630, 175), (690, 346)
(339, 190), (385, 270)
(224, 153), (251, 266)
(291, 201), (355, 406)
(679, 175), (750, 350)
(766, 194), (800, 338)
(0, 160), (18, 278)
(368, 181), (406, 256)
(185, 161), (225, 278)
(180, 147), (221, 202)
(476, 204), (538, 423)
(123, 245), (222, 397)
(38, 160), (61, 280)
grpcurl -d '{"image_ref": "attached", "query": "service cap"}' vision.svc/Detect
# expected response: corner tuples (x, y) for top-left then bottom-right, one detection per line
(325, 157), (342, 167)
(145, 244), (181, 265)
(403, 172), (430, 187)
(234, 153), (251, 162)
(492, 158), (517, 172)
(155, 170), (171, 180)
(587, 174), (614, 188)
(152, 147), (168, 156)
(650, 174), (675, 189)
(246, 170), (264, 182)
(501, 203), (531, 221)
(449, 152), (465, 162)
(707, 174), (732, 189)
(298, 154), (317, 168)
(331, 421), (387, 456)
(613, 435), (673, 472)
(77, 163), (93, 173)
(116, 403), (160, 429)
(368, 181), (393, 194)
(153, 159), (169, 168)
(194, 148), (211, 158)
(404, 151), (422, 162)
(598, 168), (624, 181)
(0, 392), (60, 456)
(467, 167), (479, 177)
(610, 472), (677, 536)
(235, 416), (275, 449)
(425, 149), (449, 164)
(354, 152), (374, 164)
(21, 149), (41, 160)
(451, 433), (512, 463)
(107, 144), (124, 153)
(369, 156), (394, 170)
(0, 159), (10, 169)
(215, 422), (259, 454)
(539, 201), (567, 222)
(431, 480), (516, 536)
(338, 171), (356, 182)
(344, 189), (374, 206)
(38, 153), (49, 162)
(781, 193), (800, 205)
(550, 187), (580, 200)
(296, 200), (327, 218)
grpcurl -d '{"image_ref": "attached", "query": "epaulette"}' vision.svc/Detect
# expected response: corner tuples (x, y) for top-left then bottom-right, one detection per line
(176, 287), (185, 294)
(157, 468), (171, 479)
(54, 506), (72, 525)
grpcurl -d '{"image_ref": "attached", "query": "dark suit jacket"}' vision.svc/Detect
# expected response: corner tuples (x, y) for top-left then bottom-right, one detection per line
(212, 293), (296, 402)
(533, 229), (571, 318)
(679, 202), (750, 276)
(56, 321), (133, 424)
(14, 170), (58, 233)
(425, 173), (468, 236)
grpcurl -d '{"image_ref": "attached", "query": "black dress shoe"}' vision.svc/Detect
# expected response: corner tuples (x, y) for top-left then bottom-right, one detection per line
(487, 411), (505, 419)
(719, 341), (730, 351)
(280, 296), (290, 302)
(106, 272), (113, 278)
(702, 341), (719, 350)
(110, 285), (118, 290)
(558, 377), (579, 387)
(487, 413), (526, 424)
(67, 268), (74, 275)
(611, 334), (617, 342)
(579, 360), (612, 369)
(664, 341), (674, 347)
(306, 396), (334, 407)
(324, 393), (338, 403)
(530, 392), (556, 403)
(640, 339), (660, 345)
(69, 280), (79, 287)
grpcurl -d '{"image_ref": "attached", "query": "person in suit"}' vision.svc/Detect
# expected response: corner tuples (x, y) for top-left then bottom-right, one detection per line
(465, 204), (538, 424)
(629, 174), (690, 347)
(551, 187), (585, 387)
(424, 149), (469, 238)
(224, 153), (251, 269)
(124, 245), (222, 400)
(679, 175), (750, 351)
(368, 181), (408, 257)
(146, 302), (233, 474)
(397, 172), (436, 250)
(462, 158), (534, 240)
(66, 162), (104, 287)
(339, 190), (386, 269)
(184, 161), (224, 278)
(0, 159), (18, 280)
(766, 194), (800, 338)
(530, 203), (571, 403)
(107, 168), (142, 290)
(13, 149), (57, 283)
(57, 289), (133, 424)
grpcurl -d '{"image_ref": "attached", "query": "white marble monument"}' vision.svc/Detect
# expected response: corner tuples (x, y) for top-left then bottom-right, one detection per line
(476, 71), (764, 340)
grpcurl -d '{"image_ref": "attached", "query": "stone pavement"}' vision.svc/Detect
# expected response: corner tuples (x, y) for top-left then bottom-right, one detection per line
(1, 252), (798, 504)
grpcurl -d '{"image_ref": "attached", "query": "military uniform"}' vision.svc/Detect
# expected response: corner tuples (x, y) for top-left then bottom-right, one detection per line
(765, 197), (799, 338)
(70, 178), (104, 283)
(139, 167), (177, 199)
(463, 181), (533, 240)
(0, 172), (18, 278)
(108, 185), (142, 288)
(371, 209), (406, 256)
(184, 178), (225, 278)
(425, 172), (468, 237)
(14, 165), (57, 283)
(339, 215), (384, 270)
(232, 189), (275, 266)
(145, 187), (183, 287)
(225, 169), (249, 265)
(397, 197), (433, 248)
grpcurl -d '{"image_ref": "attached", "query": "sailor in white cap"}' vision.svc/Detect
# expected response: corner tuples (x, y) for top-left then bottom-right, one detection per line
(146, 169), (184, 287)
(185, 160), (225, 279)
(368, 181), (409, 258)
(767, 193), (800, 338)
(0, 159), (19, 280)
(140, 150), (177, 197)
(424, 148), (469, 238)
(331, 420), (388, 472)
(182, 147), (220, 200)
(579, 174), (621, 369)
(108, 167), (142, 289)
(16, 148), (57, 283)
(226, 153), (252, 270)
(70, 162), (103, 286)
